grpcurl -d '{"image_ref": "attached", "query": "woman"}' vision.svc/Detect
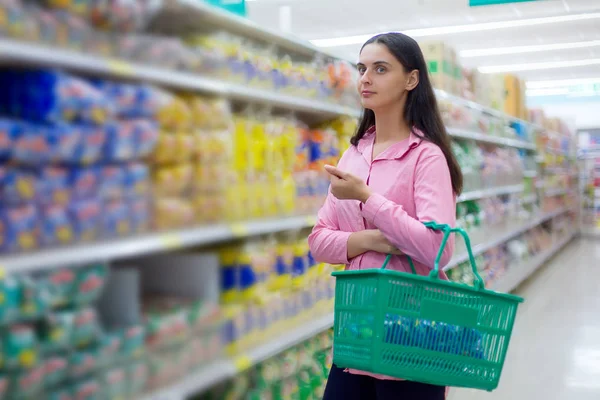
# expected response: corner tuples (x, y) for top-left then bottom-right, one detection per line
(308, 32), (462, 400)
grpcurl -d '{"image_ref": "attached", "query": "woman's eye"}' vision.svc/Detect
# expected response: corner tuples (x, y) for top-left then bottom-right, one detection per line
(376, 66), (386, 73)
(358, 67), (366, 74)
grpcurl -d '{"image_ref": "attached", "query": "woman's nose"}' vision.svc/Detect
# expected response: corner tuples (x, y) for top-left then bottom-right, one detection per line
(360, 71), (371, 85)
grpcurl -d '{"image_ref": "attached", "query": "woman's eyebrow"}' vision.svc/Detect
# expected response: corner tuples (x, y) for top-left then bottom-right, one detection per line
(357, 61), (392, 66)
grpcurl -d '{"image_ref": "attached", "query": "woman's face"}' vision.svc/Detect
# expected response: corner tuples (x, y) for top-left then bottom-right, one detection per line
(357, 43), (413, 111)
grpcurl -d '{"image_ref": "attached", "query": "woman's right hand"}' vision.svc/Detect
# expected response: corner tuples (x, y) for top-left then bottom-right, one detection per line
(365, 229), (404, 255)
(347, 229), (404, 259)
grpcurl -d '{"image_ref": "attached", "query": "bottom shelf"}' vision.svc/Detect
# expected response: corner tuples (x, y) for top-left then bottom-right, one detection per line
(490, 232), (577, 293)
(142, 233), (577, 400)
(142, 313), (335, 400)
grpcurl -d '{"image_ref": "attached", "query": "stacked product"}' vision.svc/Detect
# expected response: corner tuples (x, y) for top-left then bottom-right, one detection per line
(202, 330), (334, 400)
(0, 0), (360, 108)
(0, 263), (149, 399)
(141, 296), (223, 392)
(448, 210), (578, 289)
(451, 140), (525, 193)
(418, 40), (528, 119)
(217, 233), (340, 356)
(0, 69), (157, 253)
(0, 261), (227, 399)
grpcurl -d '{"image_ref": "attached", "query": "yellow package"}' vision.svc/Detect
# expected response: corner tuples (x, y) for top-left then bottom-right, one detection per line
(233, 116), (252, 174)
(153, 164), (193, 196)
(192, 192), (225, 224)
(151, 131), (177, 165)
(197, 129), (233, 165)
(174, 132), (195, 162)
(153, 197), (194, 229)
(156, 95), (192, 131)
(184, 95), (233, 131)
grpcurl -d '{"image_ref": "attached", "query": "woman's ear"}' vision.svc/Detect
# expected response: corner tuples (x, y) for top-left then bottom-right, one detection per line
(406, 69), (420, 91)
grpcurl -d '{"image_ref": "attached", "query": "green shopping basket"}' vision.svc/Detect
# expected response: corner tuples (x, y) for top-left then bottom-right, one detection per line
(331, 222), (524, 391)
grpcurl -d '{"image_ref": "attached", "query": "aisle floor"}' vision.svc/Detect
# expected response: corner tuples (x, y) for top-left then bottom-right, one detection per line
(450, 238), (600, 400)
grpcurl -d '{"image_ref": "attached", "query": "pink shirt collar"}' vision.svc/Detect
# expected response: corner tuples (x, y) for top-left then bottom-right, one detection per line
(357, 125), (423, 163)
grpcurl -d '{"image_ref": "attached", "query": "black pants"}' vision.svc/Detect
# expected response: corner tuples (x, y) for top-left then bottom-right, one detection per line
(323, 364), (446, 400)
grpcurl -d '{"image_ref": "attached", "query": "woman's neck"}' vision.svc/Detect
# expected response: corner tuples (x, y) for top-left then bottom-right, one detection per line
(373, 102), (411, 143)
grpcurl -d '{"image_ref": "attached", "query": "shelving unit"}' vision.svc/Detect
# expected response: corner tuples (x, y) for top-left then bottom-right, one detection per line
(142, 313), (335, 400)
(491, 231), (577, 293)
(0, 184), (541, 274)
(445, 206), (574, 270)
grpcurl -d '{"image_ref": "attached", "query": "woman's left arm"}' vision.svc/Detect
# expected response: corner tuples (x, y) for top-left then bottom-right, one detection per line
(362, 154), (456, 267)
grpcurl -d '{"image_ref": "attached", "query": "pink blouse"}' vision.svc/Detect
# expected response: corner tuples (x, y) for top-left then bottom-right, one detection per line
(308, 126), (456, 381)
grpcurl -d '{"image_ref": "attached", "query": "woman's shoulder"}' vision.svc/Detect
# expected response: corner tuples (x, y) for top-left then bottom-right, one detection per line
(337, 143), (361, 166)
(415, 137), (445, 159)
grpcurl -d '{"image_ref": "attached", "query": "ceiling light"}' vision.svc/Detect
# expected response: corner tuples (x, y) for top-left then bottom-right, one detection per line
(311, 12), (600, 48)
(527, 77), (600, 89)
(461, 40), (600, 57)
(479, 58), (600, 73)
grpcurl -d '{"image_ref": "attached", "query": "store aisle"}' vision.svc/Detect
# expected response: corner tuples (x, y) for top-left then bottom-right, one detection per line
(450, 238), (600, 400)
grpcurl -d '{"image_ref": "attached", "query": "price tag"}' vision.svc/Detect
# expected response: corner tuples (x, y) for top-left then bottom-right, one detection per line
(233, 355), (252, 372)
(230, 223), (249, 237)
(107, 60), (134, 76)
(160, 234), (182, 250)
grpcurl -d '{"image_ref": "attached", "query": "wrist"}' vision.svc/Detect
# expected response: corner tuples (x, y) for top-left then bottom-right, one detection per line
(358, 188), (372, 204)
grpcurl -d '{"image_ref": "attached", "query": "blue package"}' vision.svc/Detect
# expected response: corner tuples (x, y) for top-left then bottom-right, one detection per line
(69, 199), (102, 243)
(102, 200), (130, 237)
(73, 125), (106, 165)
(40, 204), (73, 247)
(125, 163), (150, 197)
(0, 167), (38, 206)
(68, 166), (99, 200)
(98, 165), (126, 200)
(129, 197), (150, 233)
(39, 167), (70, 206)
(103, 121), (136, 162)
(0, 69), (114, 125)
(133, 119), (159, 158)
(13, 123), (81, 165)
(0, 204), (38, 252)
(0, 119), (22, 160)
(93, 81), (168, 119)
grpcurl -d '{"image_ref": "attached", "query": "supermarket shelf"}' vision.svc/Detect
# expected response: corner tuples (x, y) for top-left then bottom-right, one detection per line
(0, 39), (360, 119)
(445, 207), (572, 270)
(544, 187), (568, 197)
(521, 194), (538, 204)
(457, 184), (523, 202)
(490, 232), (576, 293)
(152, 0), (337, 60)
(447, 128), (535, 151)
(142, 312), (335, 400)
(0, 215), (316, 274)
(544, 167), (570, 175)
(435, 89), (532, 127)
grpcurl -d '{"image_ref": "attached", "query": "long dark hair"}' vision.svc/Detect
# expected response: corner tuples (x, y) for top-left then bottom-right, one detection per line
(351, 32), (463, 196)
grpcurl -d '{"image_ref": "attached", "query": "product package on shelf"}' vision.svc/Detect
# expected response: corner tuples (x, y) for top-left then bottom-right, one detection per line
(215, 232), (339, 357)
(202, 329), (334, 400)
(0, 0), (361, 109)
(0, 68), (160, 254)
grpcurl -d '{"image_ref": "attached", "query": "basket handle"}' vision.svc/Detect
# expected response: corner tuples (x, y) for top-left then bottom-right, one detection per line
(379, 221), (485, 291)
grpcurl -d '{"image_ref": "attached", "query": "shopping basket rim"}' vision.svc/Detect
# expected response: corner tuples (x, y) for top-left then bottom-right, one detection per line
(331, 268), (524, 303)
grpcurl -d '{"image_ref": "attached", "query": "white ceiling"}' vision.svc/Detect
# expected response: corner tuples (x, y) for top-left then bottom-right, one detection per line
(247, 0), (600, 83)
